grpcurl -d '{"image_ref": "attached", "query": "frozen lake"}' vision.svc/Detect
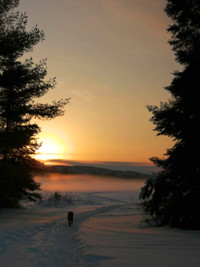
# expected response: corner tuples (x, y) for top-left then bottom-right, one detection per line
(35, 173), (146, 193)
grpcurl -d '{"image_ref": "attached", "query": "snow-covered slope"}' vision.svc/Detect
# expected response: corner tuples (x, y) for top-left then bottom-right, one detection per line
(1, 190), (200, 266)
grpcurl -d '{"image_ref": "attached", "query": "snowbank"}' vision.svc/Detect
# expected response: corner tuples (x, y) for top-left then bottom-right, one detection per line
(1, 190), (200, 266)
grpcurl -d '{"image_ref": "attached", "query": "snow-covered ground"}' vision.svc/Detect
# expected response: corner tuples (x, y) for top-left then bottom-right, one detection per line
(1, 176), (200, 267)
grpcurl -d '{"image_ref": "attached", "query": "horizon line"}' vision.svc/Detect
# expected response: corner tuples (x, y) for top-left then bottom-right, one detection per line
(43, 158), (154, 166)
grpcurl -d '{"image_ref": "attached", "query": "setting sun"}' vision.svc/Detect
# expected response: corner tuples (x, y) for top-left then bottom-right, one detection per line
(35, 132), (71, 161)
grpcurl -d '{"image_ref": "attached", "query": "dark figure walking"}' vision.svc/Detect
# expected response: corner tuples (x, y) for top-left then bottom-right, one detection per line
(67, 211), (74, 226)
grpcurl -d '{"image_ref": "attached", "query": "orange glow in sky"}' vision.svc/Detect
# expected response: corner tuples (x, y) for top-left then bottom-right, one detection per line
(20, 0), (177, 163)
(35, 132), (72, 162)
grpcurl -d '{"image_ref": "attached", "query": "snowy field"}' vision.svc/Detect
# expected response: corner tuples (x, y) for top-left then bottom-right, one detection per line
(1, 174), (200, 267)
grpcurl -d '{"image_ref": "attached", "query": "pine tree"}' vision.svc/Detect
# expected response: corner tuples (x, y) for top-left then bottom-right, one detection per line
(139, 0), (200, 229)
(0, 0), (69, 207)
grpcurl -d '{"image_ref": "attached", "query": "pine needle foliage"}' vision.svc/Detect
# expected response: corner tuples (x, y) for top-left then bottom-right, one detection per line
(139, 0), (200, 229)
(0, 0), (69, 208)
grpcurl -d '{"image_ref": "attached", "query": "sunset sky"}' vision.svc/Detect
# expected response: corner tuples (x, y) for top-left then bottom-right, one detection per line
(18, 0), (179, 163)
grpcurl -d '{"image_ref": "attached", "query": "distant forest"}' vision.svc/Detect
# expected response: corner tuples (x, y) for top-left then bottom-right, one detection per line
(46, 165), (152, 179)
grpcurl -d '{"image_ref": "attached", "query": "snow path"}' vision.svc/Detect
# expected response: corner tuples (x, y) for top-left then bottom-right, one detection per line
(0, 213), (79, 266)
(0, 200), (130, 267)
(1, 190), (200, 267)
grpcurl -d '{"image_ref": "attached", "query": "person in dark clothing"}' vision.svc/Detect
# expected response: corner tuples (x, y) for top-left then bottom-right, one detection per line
(67, 211), (74, 226)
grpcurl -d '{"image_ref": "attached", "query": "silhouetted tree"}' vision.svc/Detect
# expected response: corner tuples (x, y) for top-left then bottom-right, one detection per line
(0, 0), (69, 207)
(139, 0), (200, 229)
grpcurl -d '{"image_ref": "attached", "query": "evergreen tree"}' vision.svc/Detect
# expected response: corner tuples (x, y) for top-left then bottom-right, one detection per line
(0, 0), (69, 207)
(139, 0), (200, 229)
